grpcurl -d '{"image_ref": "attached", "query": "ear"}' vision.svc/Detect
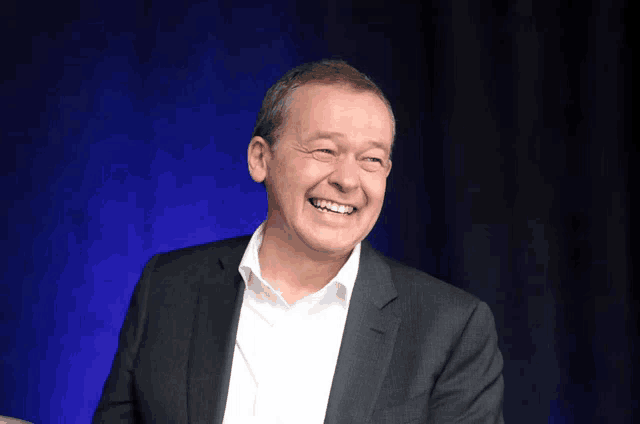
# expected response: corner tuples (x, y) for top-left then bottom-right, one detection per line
(247, 136), (272, 184)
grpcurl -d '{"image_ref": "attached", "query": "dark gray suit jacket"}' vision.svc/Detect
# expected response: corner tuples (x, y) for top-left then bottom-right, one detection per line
(93, 235), (504, 423)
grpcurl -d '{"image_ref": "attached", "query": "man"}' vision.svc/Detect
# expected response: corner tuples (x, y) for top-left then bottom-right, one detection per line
(93, 59), (504, 423)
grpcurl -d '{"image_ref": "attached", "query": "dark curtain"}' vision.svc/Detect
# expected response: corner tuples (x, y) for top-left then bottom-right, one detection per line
(380, 0), (635, 422)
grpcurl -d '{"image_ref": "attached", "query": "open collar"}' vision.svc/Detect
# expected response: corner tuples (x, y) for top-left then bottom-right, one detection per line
(238, 222), (362, 309)
(187, 236), (400, 424)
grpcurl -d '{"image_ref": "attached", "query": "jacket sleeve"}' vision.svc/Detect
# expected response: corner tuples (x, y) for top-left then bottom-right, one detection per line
(92, 254), (159, 424)
(426, 301), (505, 424)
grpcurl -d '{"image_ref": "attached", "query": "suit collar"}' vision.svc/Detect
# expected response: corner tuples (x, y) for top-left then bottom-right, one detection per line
(324, 239), (401, 423)
(187, 238), (247, 424)
(357, 238), (398, 308)
(187, 236), (400, 424)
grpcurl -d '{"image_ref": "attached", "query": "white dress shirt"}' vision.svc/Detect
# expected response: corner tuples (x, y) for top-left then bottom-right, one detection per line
(222, 222), (361, 424)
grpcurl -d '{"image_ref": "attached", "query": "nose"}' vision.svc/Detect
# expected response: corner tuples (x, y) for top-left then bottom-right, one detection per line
(328, 156), (359, 193)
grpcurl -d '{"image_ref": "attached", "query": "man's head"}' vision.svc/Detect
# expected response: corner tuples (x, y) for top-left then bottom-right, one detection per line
(251, 59), (396, 154)
(247, 60), (394, 258)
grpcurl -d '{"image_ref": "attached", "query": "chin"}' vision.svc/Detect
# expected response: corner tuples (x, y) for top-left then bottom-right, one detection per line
(300, 230), (359, 255)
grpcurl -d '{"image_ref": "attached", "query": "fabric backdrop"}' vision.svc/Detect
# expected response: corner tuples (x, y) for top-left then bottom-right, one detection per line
(1, 0), (635, 423)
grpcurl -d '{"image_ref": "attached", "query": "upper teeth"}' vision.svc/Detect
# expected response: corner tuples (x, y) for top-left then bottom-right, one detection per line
(312, 198), (355, 214)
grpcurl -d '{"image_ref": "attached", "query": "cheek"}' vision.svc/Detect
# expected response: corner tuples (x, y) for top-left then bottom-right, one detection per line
(285, 159), (326, 187)
(363, 179), (387, 206)
(276, 162), (315, 204)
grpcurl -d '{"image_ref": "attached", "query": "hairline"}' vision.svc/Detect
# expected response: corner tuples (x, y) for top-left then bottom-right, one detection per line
(269, 80), (396, 154)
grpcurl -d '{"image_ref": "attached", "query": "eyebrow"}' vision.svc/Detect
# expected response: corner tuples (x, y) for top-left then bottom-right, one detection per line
(304, 131), (390, 153)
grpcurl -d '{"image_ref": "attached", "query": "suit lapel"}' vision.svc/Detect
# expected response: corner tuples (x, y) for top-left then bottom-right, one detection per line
(187, 241), (247, 424)
(324, 240), (401, 424)
(185, 237), (399, 424)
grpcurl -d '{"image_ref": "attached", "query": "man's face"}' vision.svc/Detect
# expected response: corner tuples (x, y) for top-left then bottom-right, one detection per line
(258, 83), (393, 257)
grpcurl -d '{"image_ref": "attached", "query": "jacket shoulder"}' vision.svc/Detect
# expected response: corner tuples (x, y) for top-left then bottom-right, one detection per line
(387, 255), (477, 301)
(375, 251), (482, 321)
(375, 252), (499, 365)
(146, 234), (252, 278)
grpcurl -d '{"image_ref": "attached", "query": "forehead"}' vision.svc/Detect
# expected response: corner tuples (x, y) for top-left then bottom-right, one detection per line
(285, 84), (394, 144)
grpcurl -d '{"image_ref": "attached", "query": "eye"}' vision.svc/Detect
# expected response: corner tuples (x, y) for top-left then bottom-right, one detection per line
(361, 156), (386, 172)
(311, 149), (336, 161)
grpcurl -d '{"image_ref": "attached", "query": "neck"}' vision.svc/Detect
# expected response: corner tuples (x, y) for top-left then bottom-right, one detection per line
(258, 219), (353, 302)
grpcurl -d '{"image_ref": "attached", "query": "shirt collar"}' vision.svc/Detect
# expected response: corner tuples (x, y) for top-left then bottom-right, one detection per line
(238, 221), (361, 307)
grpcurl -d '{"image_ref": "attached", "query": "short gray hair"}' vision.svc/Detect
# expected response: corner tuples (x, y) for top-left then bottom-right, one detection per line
(252, 59), (396, 154)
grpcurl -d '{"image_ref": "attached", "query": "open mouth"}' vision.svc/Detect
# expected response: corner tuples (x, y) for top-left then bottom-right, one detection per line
(309, 198), (357, 216)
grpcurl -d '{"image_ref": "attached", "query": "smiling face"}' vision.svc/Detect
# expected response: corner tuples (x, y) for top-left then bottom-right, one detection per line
(248, 83), (393, 259)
